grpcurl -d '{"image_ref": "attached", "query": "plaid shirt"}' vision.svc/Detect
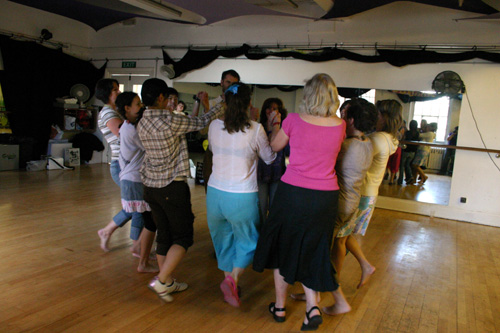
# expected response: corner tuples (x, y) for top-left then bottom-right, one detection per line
(138, 104), (224, 188)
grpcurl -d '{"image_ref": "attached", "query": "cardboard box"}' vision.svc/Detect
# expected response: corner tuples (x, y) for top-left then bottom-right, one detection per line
(47, 157), (65, 170)
(64, 148), (80, 167)
(47, 141), (72, 158)
(0, 144), (19, 171)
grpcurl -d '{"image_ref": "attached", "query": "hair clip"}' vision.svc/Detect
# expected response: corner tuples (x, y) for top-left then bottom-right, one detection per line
(226, 84), (238, 95)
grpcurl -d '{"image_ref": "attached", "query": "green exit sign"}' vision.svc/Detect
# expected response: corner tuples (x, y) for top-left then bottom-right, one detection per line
(122, 61), (136, 68)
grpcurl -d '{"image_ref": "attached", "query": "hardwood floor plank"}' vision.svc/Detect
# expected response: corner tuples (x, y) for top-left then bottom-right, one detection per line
(1, 164), (500, 332)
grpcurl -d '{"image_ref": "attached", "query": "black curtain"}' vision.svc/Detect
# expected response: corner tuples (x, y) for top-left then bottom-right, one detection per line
(0, 35), (106, 162)
(164, 44), (500, 79)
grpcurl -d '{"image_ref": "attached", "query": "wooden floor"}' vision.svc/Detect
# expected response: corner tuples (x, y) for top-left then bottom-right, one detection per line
(379, 173), (452, 206)
(1, 164), (499, 332)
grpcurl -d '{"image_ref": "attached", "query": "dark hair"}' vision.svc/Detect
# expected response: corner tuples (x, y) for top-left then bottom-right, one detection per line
(223, 82), (251, 134)
(339, 99), (354, 112)
(95, 78), (119, 104)
(409, 119), (419, 132)
(166, 87), (178, 97)
(115, 92), (137, 118)
(141, 78), (168, 106)
(259, 98), (287, 128)
(178, 101), (186, 109)
(345, 98), (378, 133)
(221, 69), (240, 82)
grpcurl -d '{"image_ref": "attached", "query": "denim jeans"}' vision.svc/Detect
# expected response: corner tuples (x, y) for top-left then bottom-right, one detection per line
(110, 160), (143, 240)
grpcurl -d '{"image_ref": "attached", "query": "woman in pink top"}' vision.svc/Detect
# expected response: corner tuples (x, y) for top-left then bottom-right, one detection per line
(253, 74), (351, 331)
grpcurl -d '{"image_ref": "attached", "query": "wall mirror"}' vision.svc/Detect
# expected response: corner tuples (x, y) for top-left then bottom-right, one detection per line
(170, 81), (461, 206)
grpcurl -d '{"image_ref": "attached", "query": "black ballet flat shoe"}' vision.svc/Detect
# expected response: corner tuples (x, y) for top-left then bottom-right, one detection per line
(269, 302), (286, 323)
(300, 306), (323, 331)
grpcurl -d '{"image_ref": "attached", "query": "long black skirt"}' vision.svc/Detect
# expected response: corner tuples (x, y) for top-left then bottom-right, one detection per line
(253, 181), (339, 292)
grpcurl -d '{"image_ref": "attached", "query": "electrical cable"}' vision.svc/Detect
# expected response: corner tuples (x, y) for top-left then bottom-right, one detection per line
(464, 91), (500, 173)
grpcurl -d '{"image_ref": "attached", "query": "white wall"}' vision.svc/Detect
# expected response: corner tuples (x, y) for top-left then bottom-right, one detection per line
(2, 1), (500, 226)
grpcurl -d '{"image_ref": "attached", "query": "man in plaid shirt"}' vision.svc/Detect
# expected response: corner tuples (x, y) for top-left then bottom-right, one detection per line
(138, 78), (224, 302)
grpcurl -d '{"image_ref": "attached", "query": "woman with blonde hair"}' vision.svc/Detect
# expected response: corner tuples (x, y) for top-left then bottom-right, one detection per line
(253, 73), (351, 331)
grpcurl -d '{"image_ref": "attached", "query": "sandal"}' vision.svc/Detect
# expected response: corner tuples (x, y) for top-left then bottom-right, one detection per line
(300, 306), (323, 331)
(220, 276), (240, 307)
(269, 302), (286, 322)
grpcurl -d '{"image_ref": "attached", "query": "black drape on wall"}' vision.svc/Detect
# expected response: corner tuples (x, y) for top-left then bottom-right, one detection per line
(0, 35), (106, 162)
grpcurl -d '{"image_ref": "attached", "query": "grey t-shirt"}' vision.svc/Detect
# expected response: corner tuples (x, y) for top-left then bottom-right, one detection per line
(336, 137), (374, 222)
(118, 121), (145, 183)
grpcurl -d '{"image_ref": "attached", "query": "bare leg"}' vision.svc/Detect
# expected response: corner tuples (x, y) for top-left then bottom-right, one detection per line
(131, 239), (141, 257)
(302, 284), (321, 326)
(332, 236), (348, 276)
(97, 220), (119, 252)
(323, 286), (351, 315)
(346, 235), (375, 289)
(157, 244), (186, 285)
(273, 269), (288, 319)
(137, 229), (158, 273)
(229, 267), (245, 285)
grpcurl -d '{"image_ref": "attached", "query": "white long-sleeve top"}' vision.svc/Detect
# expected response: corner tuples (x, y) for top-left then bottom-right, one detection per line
(208, 119), (276, 193)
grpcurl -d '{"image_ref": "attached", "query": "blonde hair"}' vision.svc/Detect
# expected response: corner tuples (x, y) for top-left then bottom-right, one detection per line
(299, 73), (340, 117)
(376, 99), (403, 138)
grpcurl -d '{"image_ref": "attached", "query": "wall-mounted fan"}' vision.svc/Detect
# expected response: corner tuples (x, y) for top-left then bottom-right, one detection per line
(160, 64), (175, 79)
(70, 84), (90, 107)
(432, 71), (465, 95)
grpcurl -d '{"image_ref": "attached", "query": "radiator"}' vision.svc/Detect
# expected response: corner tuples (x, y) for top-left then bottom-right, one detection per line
(427, 147), (445, 170)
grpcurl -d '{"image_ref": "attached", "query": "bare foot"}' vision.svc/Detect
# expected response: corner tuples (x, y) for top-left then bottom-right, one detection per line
(133, 252), (157, 261)
(97, 229), (110, 252)
(357, 265), (376, 289)
(137, 263), (159, 273)
(290, 293), (321, 302)
(322, 303), (351, 316)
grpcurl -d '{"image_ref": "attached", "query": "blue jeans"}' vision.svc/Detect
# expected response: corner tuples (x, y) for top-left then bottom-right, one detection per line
(110, 160), (143, 240)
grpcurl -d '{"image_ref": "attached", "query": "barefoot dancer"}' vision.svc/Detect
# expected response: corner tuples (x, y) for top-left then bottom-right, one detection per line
(96, 79), (142, 254)
(115, 92), (158, 273)
(333, 99), (402, 291)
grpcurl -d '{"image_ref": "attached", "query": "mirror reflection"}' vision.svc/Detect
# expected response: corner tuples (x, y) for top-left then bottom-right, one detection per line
(170, 82), (460, 206)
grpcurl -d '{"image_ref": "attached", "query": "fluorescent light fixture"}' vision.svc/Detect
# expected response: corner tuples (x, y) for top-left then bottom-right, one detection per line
(120, 0), (181, 17)
(119, 0), (207, 24)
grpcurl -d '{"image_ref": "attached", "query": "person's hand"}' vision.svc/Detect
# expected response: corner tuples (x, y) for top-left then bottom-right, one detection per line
(266, 111), (281, 131)
(197, 91), (208, 102)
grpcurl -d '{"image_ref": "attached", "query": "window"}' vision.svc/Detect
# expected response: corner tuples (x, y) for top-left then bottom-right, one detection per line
(412, 96), (450, 141)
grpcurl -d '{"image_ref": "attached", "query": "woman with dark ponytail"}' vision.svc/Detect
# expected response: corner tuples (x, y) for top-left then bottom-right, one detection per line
(206, 82), (276, 307)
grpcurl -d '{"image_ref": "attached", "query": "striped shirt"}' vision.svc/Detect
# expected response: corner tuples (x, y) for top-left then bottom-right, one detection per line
(137, 104), (224, 188)
(98, 105), (123, 161)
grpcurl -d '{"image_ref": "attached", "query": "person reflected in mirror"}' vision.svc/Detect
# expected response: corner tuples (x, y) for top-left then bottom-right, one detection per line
(398, 120), (420, 185)
(439, 126), (458, 176)
(386, 120), (405, 185)
(411, 122), (437, 184)
(419, 119), (428, 133)
(257, 98), (288, 226)
(116, 92), (158, 273)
